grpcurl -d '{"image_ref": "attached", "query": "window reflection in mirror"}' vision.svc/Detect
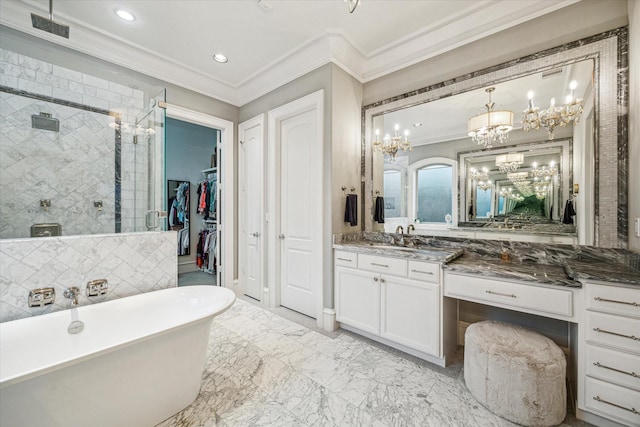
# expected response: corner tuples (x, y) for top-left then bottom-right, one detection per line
(416, 164), (453, 223)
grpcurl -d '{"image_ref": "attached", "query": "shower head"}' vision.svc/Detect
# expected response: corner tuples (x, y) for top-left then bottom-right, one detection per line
(31, 0), (69, 39)
(32, 112), (60, 132)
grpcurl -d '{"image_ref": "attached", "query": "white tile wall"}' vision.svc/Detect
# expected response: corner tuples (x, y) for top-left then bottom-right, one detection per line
(0, 232), (177, 323)
(0, 47), (146, 237)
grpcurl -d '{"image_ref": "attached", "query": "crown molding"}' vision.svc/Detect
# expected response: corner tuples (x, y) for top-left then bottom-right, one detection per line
(0, 0), (240, 105)
(1, 0), (580, 108)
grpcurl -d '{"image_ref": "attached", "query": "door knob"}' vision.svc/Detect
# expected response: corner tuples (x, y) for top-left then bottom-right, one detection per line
(279, 234), (285, 239)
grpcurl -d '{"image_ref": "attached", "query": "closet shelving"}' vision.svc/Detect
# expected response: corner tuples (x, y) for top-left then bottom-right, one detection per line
(198, 165), (221, 282)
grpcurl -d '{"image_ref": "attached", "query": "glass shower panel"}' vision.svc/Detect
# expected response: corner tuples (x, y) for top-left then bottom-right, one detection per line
(132, 89), (166, 232)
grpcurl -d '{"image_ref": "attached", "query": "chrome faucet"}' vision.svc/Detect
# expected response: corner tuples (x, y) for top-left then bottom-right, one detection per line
(407, 224), (415, 235)
(394, 225), (405, 246)
(63, 287), (80, 306)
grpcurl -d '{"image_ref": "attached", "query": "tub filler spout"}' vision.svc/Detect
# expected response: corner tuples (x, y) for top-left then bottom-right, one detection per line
(63, 287), (80, 306)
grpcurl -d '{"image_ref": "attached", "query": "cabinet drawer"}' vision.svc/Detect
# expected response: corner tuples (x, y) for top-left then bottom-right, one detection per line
(359, 254), (407, 276)
(444, 273), (573, 317)
(584, 377), (640, 426)
(586, 311), (640, 354)
(586, 344), (640, 391)
(335, 250), (357, 268)
(407, 260), (440, 283)
(587, 283), (640, 318)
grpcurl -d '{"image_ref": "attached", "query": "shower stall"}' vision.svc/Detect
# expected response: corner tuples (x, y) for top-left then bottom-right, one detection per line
(0, 48), (166, 239)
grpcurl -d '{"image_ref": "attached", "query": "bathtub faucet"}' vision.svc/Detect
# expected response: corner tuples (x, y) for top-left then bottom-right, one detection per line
(63, 287), (80, 306)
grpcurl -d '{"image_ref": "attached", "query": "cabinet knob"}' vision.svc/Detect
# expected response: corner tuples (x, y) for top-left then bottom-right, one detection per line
(380, 278), (385, 283)
(373, 277), (379, 282)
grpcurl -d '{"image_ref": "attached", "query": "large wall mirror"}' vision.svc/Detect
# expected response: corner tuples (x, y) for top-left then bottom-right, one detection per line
(363, 29), (628, 248)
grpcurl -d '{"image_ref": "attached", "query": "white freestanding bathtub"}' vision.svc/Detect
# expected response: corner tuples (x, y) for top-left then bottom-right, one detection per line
(0, 285), (235, 427)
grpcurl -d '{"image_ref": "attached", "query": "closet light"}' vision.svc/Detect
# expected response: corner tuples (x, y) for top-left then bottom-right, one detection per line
(213, 53), (228, 63)
(115, 9), (135, 22)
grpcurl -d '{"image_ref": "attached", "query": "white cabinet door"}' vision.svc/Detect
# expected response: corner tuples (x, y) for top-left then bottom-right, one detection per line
(381, 275), (440, 356)
(335, 266), (380, 335)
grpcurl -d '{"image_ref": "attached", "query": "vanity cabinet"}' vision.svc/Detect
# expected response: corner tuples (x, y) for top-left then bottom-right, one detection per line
(579, 282), (640, 427)
(335, 250), (443, 362)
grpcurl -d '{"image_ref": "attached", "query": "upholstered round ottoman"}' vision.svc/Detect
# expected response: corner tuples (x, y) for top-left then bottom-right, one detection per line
(464, 320), (566, 426)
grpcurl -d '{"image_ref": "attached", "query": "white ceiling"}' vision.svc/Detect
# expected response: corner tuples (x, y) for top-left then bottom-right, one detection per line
(1, 0), (580, 106)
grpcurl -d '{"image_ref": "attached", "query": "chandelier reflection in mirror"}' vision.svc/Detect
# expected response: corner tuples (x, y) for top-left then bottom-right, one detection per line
(477, 180), (492, 191)
(495, 153), (524, 173)
(522, 81), (584, 139)
(467, 87), (514, 148)
(373, 124), (412, 161)
(530, 161), (557, 182)
(469, 167), (489, 181)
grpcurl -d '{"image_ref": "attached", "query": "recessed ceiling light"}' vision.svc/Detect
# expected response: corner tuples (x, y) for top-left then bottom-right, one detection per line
(115, 9), (135, 22)
(413, 123), (423, 127)
(213, 53), (228, 63)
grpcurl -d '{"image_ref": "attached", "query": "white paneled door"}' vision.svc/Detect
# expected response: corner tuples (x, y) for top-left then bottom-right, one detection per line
(269, 91), (323, 320)
(239, 116), (264, 301)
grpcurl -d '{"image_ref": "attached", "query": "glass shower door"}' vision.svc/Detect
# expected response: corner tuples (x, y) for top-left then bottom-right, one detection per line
(134, 89), (166, 232)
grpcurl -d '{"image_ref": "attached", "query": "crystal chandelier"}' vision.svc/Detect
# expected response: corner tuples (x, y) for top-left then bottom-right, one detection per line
(468, 87), (514, 148)
(477, 180), (493, 191)
(373, 124), (412, 161)
(530, 161), (557, 180)
(495, 153), (524, 173)
(522, 81), (584, 139)
(469, 167), (489, 181)
(534, 183), (548, 200)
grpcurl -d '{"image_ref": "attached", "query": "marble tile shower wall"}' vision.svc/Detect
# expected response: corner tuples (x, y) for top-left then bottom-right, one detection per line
(0, 232), (177, 323)
(0, 47), (146, 237)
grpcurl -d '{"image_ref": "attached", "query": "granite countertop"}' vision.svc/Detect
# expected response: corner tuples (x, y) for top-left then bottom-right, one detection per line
(333, 235), (640, 288)
(563, 259), (640, 287)
(443, 254), (581, 288)
(333, 241), (464, 263)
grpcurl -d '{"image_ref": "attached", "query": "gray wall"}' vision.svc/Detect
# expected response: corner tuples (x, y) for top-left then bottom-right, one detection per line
(363, 0), (629, 105)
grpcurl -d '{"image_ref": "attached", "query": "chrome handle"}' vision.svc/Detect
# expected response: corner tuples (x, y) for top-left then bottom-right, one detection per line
(28, 287), (56, 307)
(593, 362), (639, 378)
(593, 327), (639, 341)
(86, 279), (108, 297)
(373, 277), (379, 282)
(371, 263), (388, 268)
(279, 234), (285, 240)
(411, 269), (433, 275)
(593, 396), (639, 415)
(594, 296), (639, 307)
(485, 290), (517, 298)
(337, 257), (351, 262)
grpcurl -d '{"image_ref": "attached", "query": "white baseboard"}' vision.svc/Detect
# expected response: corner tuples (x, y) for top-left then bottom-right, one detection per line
(323, 308), (337, 332)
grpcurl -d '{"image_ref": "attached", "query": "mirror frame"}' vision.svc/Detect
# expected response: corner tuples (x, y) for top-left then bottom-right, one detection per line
(362, 28), (628, 248)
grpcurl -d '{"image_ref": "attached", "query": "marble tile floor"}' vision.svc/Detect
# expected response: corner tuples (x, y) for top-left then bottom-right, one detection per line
(156, 298), (592, 427)
(178, 271), (217, 287)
